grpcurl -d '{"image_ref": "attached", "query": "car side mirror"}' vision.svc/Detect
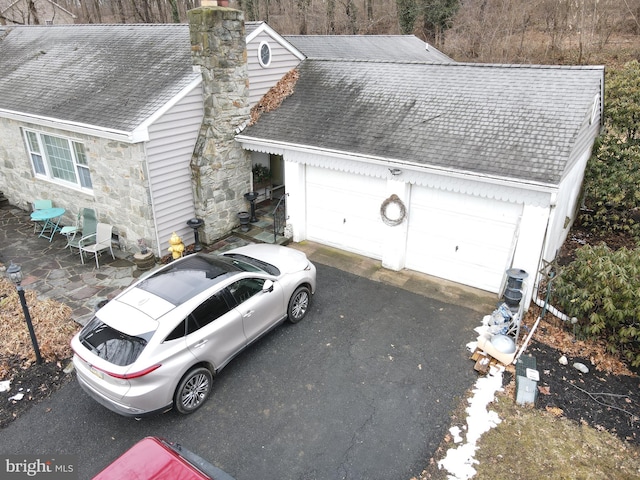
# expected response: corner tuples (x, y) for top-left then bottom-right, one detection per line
(263, 279), (274, 293)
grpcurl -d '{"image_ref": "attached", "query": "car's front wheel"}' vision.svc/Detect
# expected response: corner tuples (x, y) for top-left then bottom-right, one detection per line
(287, 286), (311, 323)
(174, 367), (213, 414)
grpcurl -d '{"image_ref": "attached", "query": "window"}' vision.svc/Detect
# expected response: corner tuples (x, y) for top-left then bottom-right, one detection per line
(138, 255), (240, 306)
(23, 129), (93, 190)
(164, 320), (186, 342)
(258, 41), (271, 67)
(79, 317), (153, 366)
(187, 292), (231, 334)
(227, 278), (266, 305)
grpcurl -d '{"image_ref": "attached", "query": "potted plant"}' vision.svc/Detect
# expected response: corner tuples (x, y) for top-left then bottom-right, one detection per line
(252, 164), (271, 189)
(137, 238), (148, 255)
(134, 238), (155, 271)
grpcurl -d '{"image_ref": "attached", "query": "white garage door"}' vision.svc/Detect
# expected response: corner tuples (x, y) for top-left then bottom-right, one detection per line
(406, 187), (522, 293)
(306, 167), (386, 259)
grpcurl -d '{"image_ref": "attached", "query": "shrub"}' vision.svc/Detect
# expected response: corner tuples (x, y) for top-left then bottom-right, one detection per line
(579, 135), (640, 238)
(553, 244), (640, 367)
(605, 60), (640, 143)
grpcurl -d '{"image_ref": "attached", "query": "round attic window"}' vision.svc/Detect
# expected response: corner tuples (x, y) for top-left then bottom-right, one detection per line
(258, 41), (272, 67)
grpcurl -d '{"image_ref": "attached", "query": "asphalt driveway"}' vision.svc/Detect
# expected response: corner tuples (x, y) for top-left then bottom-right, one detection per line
(0, 262), (483, 479)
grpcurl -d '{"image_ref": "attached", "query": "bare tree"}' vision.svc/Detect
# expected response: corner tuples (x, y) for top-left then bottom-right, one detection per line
(327, 0), (336, 33)
(344, 0), (358, 33)
(26, 0), (40, 24)
(114, 0), (127, 23)
(168, 0), (180, 22)
(79, 0), (93, 23)
(13, 0), (636, 66)
(155, 0), (167, 22)
(92, 0), (103, 23)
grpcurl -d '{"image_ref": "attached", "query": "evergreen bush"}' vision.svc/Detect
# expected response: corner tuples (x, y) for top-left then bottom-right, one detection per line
(553, 244), (640, 367)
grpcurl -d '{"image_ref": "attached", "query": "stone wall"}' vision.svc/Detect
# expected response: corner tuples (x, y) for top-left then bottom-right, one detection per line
(188, 6), (252, 244)
(0, 117), (157, 254)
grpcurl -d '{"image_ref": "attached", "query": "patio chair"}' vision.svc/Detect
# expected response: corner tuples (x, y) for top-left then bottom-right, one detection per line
(31, 199), (53, 233)
(66, 208), (98, 252)
(79, 223), (115, 268)
(60, 210), (81, 247)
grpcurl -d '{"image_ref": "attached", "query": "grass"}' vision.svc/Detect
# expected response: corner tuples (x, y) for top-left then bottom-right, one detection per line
(474, 395), (640, 480)
(418, 385), (640, 480)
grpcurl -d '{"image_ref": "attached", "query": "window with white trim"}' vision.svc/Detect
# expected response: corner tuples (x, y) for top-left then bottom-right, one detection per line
(258, 41), (271, 67)
(23, 129), (93, 191)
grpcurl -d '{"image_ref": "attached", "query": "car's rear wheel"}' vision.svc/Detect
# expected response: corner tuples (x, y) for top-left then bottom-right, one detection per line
(174, 367), (212, 414)
(287, 286), (310, 323)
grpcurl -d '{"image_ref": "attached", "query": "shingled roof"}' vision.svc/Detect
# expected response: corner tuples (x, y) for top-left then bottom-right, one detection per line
(284, 34), (453, 62)
(238, 59), (604, 185)
(0, 24), (198, 135)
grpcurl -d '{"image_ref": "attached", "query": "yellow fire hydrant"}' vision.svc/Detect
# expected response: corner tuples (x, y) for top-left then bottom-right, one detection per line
(167, 232), (185, 260)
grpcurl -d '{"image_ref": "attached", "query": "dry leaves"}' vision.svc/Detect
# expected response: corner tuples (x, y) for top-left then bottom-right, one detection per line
(249, 68), (300, 125)
(538, 385), (551, 395)
(523, 308), (635, 376)
(0, 279), (78, 377)
(545, 406), (564, 417)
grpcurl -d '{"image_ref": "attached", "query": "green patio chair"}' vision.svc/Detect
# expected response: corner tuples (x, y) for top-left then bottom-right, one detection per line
(66, 208), (98, 253)
(31, 199), (53, 233)
(60, 210), (81, 247)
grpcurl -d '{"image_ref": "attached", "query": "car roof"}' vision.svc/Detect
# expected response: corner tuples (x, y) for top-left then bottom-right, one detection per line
(135, 254), (241, 306)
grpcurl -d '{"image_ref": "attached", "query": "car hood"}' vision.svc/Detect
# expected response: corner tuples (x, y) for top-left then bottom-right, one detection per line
(223, 244), (311, 275)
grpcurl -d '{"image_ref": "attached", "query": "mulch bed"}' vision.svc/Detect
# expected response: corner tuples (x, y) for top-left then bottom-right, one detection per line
(528, 339), (640, 444)
(528, 223), (640, 445)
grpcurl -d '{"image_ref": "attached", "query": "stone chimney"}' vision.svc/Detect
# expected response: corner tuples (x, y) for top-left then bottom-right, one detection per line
(188, 5), (250, 244)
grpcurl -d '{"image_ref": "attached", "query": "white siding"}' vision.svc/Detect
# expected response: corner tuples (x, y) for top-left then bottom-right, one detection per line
(543, 107), (603, 263)
(247, 31), (302, 106)
(146, 85), (204, 254)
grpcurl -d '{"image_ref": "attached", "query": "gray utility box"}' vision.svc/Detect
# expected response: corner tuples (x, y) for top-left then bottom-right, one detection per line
(515, 355), (539, 405)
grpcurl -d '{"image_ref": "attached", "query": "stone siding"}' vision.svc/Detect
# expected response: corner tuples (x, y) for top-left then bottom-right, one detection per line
(188, 6), (252, 244)
(0, 117), (157, 254)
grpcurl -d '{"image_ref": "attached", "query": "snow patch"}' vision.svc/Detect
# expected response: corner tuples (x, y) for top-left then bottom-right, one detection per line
(437, 365), (504, 479)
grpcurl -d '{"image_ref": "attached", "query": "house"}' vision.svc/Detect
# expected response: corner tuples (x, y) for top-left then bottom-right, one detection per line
(0, 17), (303, 254)
(0, 0), (76, 25)
(0, 4), (604, 304)
(237, 60), (604, 298)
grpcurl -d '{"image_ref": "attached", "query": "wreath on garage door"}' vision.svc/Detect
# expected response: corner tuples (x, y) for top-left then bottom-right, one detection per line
(380, 194), (406, 226)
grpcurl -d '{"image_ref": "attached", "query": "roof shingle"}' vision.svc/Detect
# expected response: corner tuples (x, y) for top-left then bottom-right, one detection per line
(0, 24), (198, 132)
(283, 34), (453, 62)
(240, 60), (604, 185)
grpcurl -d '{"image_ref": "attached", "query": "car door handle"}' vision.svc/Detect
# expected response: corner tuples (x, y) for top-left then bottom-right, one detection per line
(243, 310), (255, 318)
(193, 339), (208, 348)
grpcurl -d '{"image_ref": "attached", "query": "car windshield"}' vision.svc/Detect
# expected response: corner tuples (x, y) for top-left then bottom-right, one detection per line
(79, 317), (154, 366)
(222, 253), (280, 276)
(136, 254), (241, 305)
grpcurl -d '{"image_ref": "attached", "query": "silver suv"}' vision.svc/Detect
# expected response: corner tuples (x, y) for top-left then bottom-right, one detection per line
(71, 244), (316, 417)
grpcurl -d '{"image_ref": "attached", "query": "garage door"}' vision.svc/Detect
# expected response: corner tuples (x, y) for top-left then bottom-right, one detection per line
(406, 187), (522, 293)
(306, 167), (386, 259)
